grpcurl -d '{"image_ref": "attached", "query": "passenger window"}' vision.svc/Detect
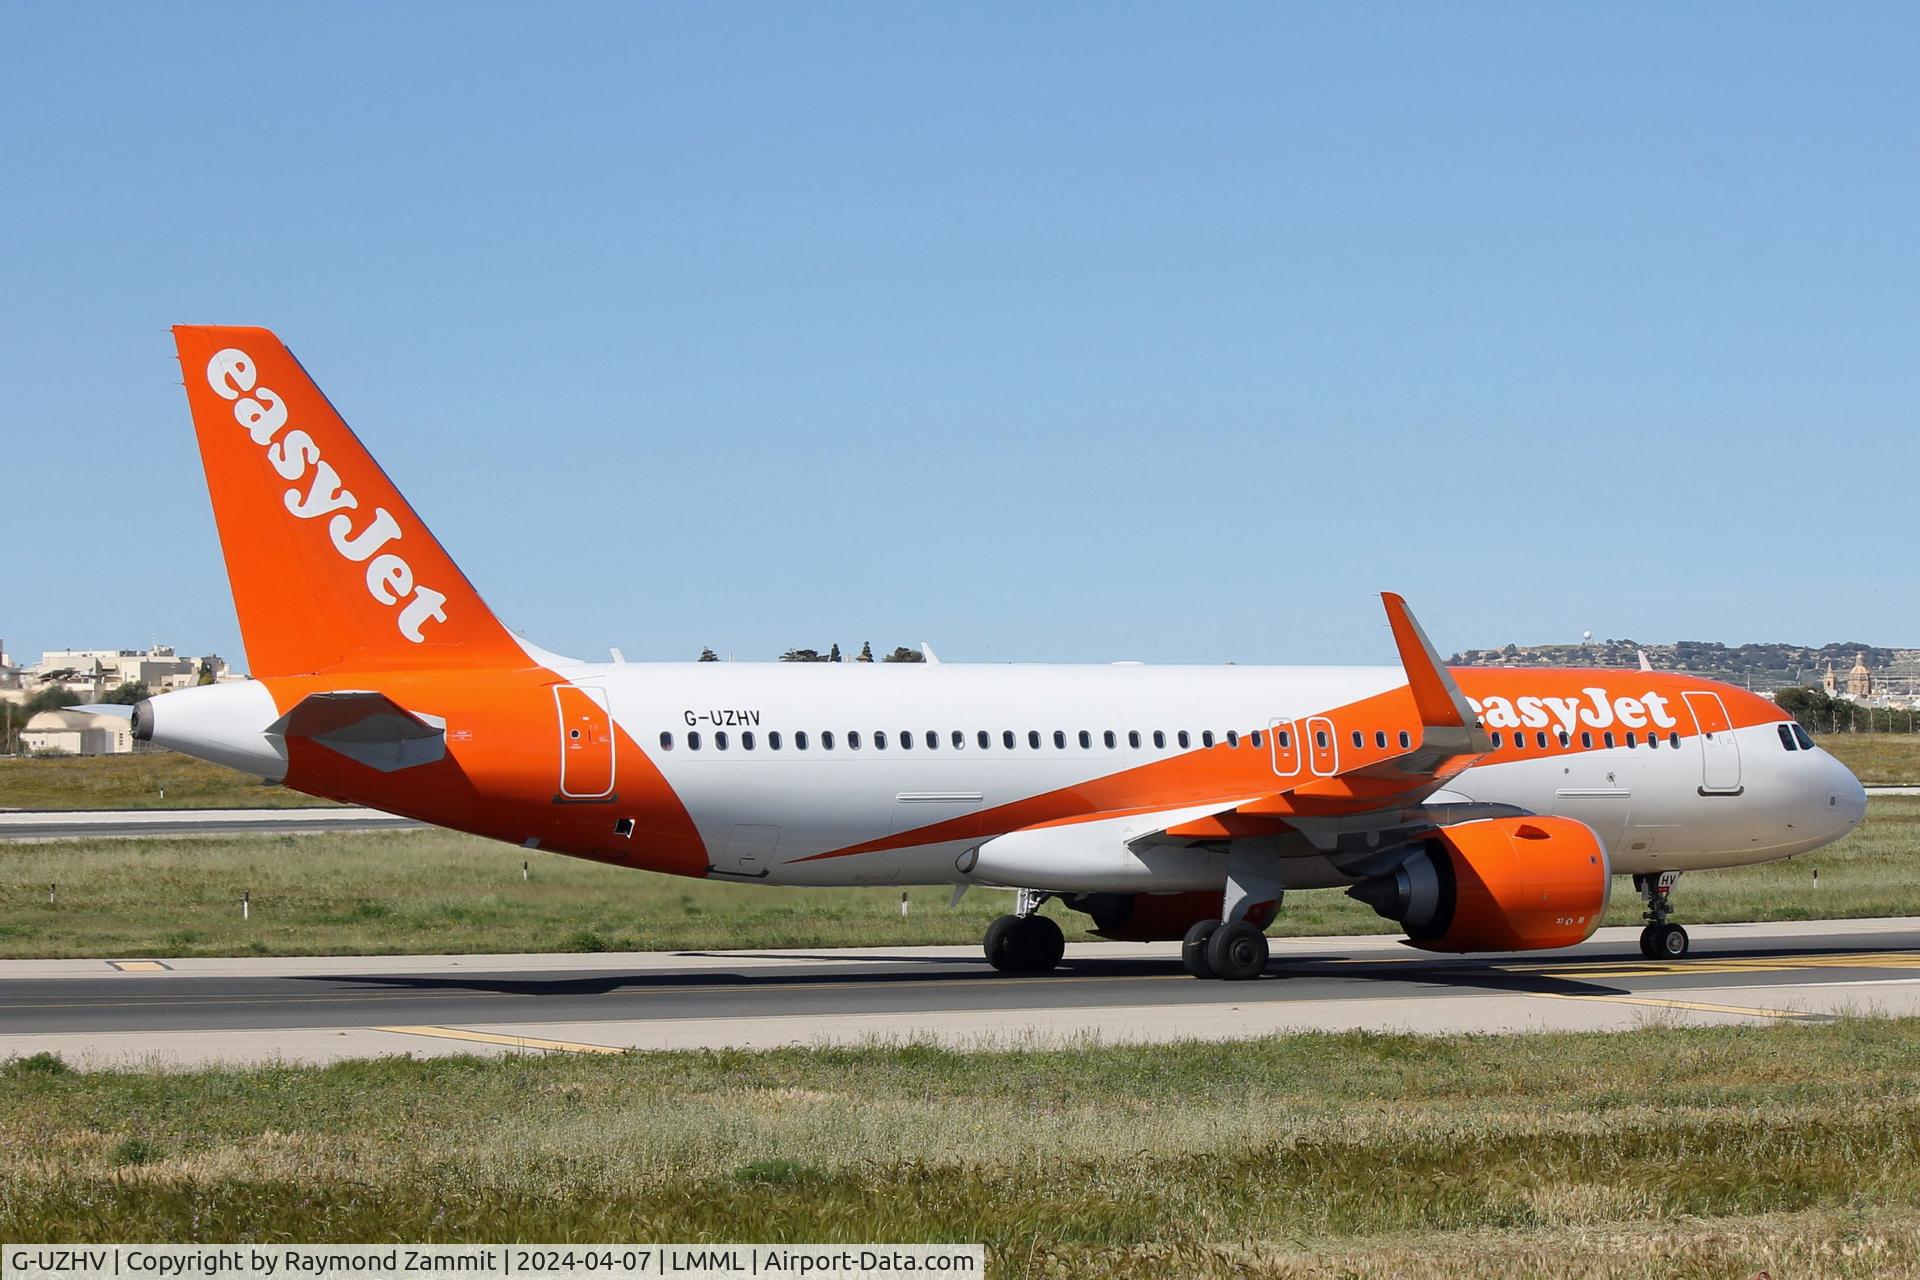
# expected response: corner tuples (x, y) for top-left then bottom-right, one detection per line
(1078, 730), (1092, 749)
(1003, 730), (1016, 749)
(1225, 730), (1239, 748)
(1511, 732), (1523, 752)
(795, 731), (809, 750)
(1374, 730), (1387, 749)
(1276, 730), (1289, 748)
(1626, 732), (1637, 748)
(1399, 730), (1411, 748)
(1557, 731), (1570, 748)
(953, 730), (965, 749)
(659, 731), (674, 751)
(1603, 731), (1615, 748)
(1491, 731), (1503, 748)
(688, 731), (702, 751)
(822, 731), (834, 750)
(1054, 730), (1067, 749)
(1351, 730), (1364, 749)
(1536, 732), (1548, 748)
(1029, 731), (1042, 749)
(875, 731), (888, 749)
(770, 731), (782, 750)
(1250, 729), (1262, 749)
(1793, 724), (1815, 750)
(927, 730), (940, 749)
(979, 730), (990, 749)
(743, 731), (756, 750)
(1777, 724), (1797, 751)
(1580, 732), (1591, 748)
(1104, 730), (1117, 749)
(1154, 730), (1166, 748)
(1315, 730), (1329, 749)
(900, 731), (913, 750)
(1178, 731), (1191, 749)
(1669, 732), (1681, 748)
(848, 731), (861, 750)
(1647, 733), (1657, 750)
(1129, 730), (1142, 749)
(716, 731), (729, 750)
(1202, 731), (1216, 748)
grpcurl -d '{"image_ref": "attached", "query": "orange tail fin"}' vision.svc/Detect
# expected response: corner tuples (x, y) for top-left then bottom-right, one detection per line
(173, 325), (527, 677)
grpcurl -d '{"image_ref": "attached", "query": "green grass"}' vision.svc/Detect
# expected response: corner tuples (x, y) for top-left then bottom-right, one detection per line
(0, 751), (335, 811)
(3, 798), (1916, 959)
(1819, 732), (1920, 785)
(6, 1021), (1920, 1276)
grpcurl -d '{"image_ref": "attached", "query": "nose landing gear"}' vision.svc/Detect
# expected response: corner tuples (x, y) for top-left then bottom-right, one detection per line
(1635, 871), (1689, 958)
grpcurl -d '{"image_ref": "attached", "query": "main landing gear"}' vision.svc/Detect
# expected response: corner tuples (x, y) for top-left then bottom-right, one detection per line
(1182, 851), (1282, 981)
(1636, 870), (1689, 959)
(983, 889), (1066, 974)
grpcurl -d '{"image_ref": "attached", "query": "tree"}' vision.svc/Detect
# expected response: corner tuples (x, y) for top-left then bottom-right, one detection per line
(779, 648), (826, 663)
(882, 647), (925, 664)
(857, 641), (874, 663)
(829, 643), (843, 663)
(100, 681), (149, 705)
(196, 661), (216, 685)
(698, 648), (720, 663)
(3, 686), (73, 754)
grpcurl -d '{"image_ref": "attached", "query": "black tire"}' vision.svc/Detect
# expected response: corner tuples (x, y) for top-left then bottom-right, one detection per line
(1656, 923), (1690, 959)
(1019, 914), (1066, 973)
(1638, 926), (1658, 959)
(1206, 920), (1270, 981)
(1182, 919), (1221, 978)
(983, 915), (1022, 972)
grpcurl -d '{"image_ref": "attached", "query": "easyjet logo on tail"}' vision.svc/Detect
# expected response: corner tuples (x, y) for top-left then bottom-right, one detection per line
(204, 348), (448, 644)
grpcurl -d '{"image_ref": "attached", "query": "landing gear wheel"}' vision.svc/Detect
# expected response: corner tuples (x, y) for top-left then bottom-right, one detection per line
(1653, 923), (1689, 959)
(1182, 919), (1221, 978)
(1638, 925), (1658, 959)
(1205, 921), (1270, 981)
(983, 913), (1065, 974)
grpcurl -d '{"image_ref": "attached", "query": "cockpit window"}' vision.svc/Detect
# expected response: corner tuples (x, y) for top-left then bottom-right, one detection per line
(1792, 724), (1815, 751)
(1778, 723), (1798, 752)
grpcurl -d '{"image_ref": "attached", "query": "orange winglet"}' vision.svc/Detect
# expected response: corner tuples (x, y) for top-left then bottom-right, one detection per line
(1382, 592), (1471, 729)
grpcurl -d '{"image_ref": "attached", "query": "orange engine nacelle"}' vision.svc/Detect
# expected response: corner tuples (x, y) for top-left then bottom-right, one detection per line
(1347, 816), (1611, 953)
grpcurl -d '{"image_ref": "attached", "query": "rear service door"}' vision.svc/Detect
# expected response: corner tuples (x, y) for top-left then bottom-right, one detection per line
(555, 684), (616, 800)
(1682, 690), (1742, 795)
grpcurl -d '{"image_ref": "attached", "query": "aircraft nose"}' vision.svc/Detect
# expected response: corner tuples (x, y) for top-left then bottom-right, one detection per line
(1827, 753), (1868, 837)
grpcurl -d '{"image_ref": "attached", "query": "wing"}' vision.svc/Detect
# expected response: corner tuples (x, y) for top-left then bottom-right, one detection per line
(1140, 592), (1494, 846)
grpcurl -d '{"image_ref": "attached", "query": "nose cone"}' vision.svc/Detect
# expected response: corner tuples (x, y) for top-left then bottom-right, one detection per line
(1829, 753), (1868, 838)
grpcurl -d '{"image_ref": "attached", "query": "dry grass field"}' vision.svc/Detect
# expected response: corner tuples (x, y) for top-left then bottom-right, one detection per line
(0, 751), (335, 811)
(1819, 732), (1920, 785)
(1, 797), (1916, 959)
(6, 1020), (1920, 1276)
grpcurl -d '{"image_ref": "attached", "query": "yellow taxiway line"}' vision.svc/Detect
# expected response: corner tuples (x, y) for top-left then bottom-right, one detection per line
(1528, 992), (1828, 1022)
(373, 1025), (629, 1054)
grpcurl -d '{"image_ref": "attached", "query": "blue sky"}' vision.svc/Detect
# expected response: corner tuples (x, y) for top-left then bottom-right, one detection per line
(3, 5), (1915, 670)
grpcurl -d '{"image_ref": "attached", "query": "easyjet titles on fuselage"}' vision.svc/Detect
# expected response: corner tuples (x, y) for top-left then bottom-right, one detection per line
(1464, 688), (1678, 735)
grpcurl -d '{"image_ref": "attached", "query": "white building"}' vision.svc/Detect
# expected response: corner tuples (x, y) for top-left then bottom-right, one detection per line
(19, 707), (139, 756)
(26, 646), (232, 702)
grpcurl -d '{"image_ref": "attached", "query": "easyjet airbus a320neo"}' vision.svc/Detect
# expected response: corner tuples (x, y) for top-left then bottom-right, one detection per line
(133, 326), (1868, 980)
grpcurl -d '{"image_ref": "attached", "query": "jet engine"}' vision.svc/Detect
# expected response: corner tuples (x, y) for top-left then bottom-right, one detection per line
(1347, 815), (1609, 953)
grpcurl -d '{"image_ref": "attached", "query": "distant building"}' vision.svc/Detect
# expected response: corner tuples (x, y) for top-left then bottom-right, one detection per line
(24, 646), (233, 702)
(19, 707), (139, 756)
(1848, 652), (1874, 700)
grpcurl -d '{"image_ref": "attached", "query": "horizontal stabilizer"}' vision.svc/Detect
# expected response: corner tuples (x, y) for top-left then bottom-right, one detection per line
(267, 691), (445, 773)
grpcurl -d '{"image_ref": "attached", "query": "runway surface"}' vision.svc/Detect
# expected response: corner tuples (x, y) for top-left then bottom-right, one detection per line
(4, 917), (1920, 1068)
(0, 806), (424, 840)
